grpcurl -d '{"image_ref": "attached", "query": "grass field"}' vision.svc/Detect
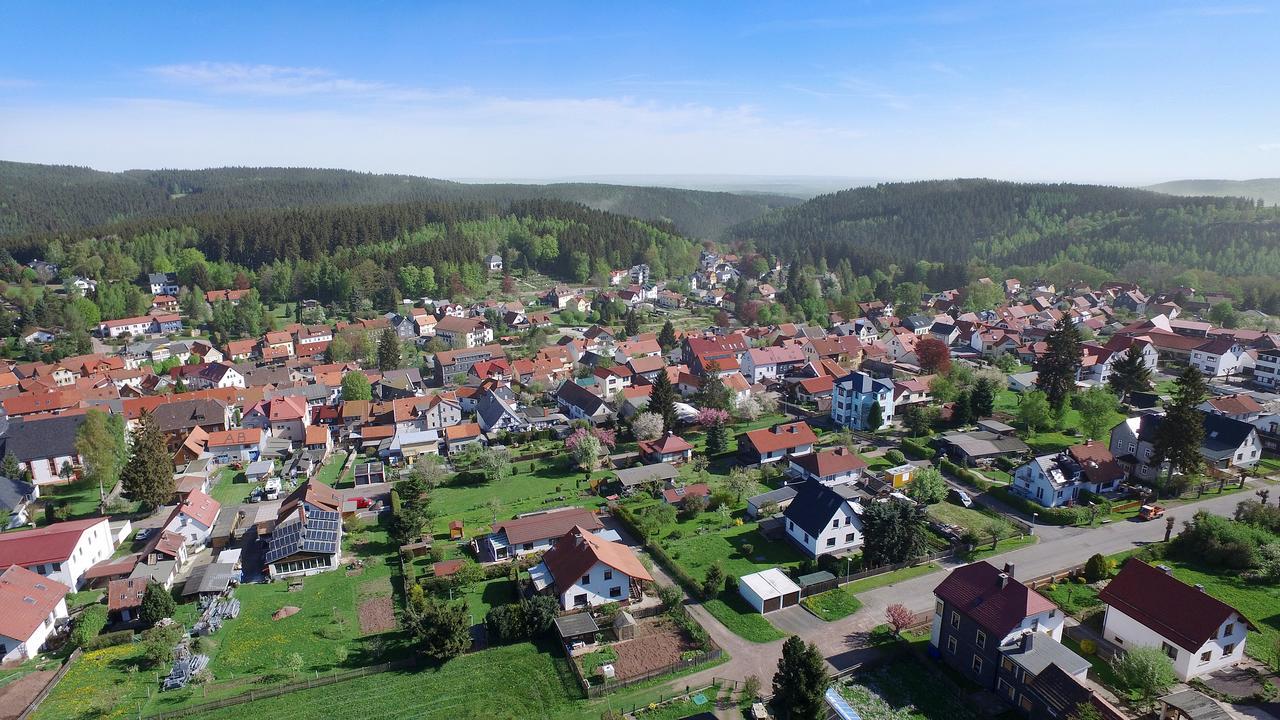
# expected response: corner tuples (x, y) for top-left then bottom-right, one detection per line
(926, 501), (1015, 536)
(843, 563), (942, 594)
(314, 451), (350, 487)
(1038, 581), (1102, 617)
(838, 655), (978, 720)
(961, 534), (1038, 562)
(208, 467), (253, 506)
(663, 521), (806, 585)
(458, 576), (519, 620)
(800, 587), (862, 622)
(702, 592), (785, 643)
(430, 458), (609, 534)
(1157, 558), (1280, 668)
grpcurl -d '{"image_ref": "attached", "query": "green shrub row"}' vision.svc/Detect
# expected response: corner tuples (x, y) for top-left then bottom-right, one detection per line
(939, 457), (994, 492)
(901, 437), (932, 460)
(989, 487), (1088, 526)
(84, 629), (135, 651)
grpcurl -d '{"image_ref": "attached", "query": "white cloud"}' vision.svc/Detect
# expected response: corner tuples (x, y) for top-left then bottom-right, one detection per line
(1260, 142), (1280, 151)
(147, 62), (448, 100)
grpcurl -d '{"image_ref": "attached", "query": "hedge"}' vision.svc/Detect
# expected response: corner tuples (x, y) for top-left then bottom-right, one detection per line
(989, 487), (1088, 526)
(939, 457), (994, 492)
(901, 437), (932, 460)
(84, 629), (134, 650)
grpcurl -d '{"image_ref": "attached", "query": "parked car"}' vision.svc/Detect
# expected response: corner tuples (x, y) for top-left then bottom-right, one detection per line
(135, 528), (154, 542)
(950, 488), (973, 508)
(1137, 504), (1165, 521)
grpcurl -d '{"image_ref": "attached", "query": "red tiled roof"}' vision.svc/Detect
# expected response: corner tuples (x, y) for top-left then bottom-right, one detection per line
(1204, 393), (1262, 416)
(0, 565), (70, 642)
(107, 577), (147, 612)
(638, 433), (694, 456)
(1098, 559), (1252, 652)
(789, 446), (867, 478)
(661, 483), (709, 504)
(177, 490), (221, 528)
(542, 526), (652, 594)
(205, 428), (263, 447)
(741, 421), (818, 454)
(0, 517), (109, 569)
(305, 425), (329, 445)
(933, 561), (1056, 637)
(492, 507), (602, 545)
(444, 422), (482, 441)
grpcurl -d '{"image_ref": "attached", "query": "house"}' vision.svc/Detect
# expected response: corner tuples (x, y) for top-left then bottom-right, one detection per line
(1099, 559), (1252, 680)
(0, 517), (115, 589)
(0, 565), (69, 662)
(149, 397), (230, 450)
(0, 476), (37, 528)
(554, 380), (613, 424)
(831, 371), (895, 431)
(162, 490), (221, 547)
(204, 428), (266, 465)
(479, 506), (603, 562)
(637, 432), (694, 465)
(612, 463), (680, 495)
(746, 486), (799, 519)
(475, 389), (524, 433)
(443, 422), (483, 454)
(661, 483), (709, 508)
(264, 480), (343, 579)
(0, 413), (87, 486)
(1189, 337), (1251, 378)
(243, 395), (310, 445)
(741, 346), (807, 383)
(938, 422), (1031, 466)
(433, 316), (493, 348)
(1253, 348), (1280, 389)
(486, 254), (504, 272)
(304, 425), (333, 459)
(787, 446), (868, 487)
(738, 421), (817, 465)
(1199, 393), (1264, 422)
(781, 481), (864, 558)
(433, 344), (504, 385)
(191, 362), (245, 389)
(930, 562), (1073, 700)
(1109, 411), (1260, 481)
(106, 576), (147, 624)
(738, 568), (801, 614)
(532, 527), (653, 610)
(98, 315), (160, 338)
(1011, 442), (1125, 508)
(147, 272), (180, 296)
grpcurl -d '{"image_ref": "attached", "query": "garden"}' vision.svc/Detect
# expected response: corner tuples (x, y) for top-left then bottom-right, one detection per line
(837, 655), (978, 720)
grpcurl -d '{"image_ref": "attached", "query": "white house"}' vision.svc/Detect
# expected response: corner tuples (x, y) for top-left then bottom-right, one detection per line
(0, 565), (70, 663)
(1254, 348), (1280, 389)
(831, 371), (895, 431)
(1099, 559), (1251, 680)
(781, 481), (864, 558)
(738, 422), (817, 465)
(1109, 411), (1260, 482)
(479, 506), (603, 562)
(162, 490), (221, 547)
(1190, 337), (1252, 378)
(741, 346), (806, 383)
(533, 527), (654, 610)
(0, 517), (115, 589)
(738, 567), (801, 614)
(1011, 442), (1125, 508)
(203, 428), (266, 465)
(433, 316), (493, 348)
(786, 446), (868, 487)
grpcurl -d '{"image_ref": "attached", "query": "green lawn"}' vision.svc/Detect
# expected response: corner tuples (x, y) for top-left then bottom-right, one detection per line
(315, 451), (350, 487)
(663, 520), (806, 585)
(838, 655), (978, 720)
(843, 563), (942, 594)
(927, 501), (1015, 536)
(800, 587), (862, 622)
(1062, 635), (1139, 703)
(36, 526), (408, 718)
(1038, 581), (1102, 617)
(456, 576), (519, 620)
(430, 458), (608, 534)
(961, 534), (1038, 562)
(208, 467), (254, 506)
(702, 592), (785, 643)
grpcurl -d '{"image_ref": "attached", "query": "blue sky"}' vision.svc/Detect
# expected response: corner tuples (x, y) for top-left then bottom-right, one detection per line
(1, 1), (1277, 183)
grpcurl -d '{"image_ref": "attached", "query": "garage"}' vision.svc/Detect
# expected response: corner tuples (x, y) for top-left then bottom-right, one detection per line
(738, 568), (802, 614)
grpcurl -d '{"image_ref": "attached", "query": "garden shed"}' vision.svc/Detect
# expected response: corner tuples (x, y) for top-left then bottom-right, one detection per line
(612, 610), (636, 641)
(738, 567), (801, 614)
(553, 612), (600, 646)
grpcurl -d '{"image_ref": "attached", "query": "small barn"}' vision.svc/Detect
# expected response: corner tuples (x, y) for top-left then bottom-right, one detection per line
(553, 612), (600, 647)
(738, 568), (801, 614)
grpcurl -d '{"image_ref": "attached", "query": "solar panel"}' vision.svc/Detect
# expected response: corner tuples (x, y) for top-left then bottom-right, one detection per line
(825, 687), (861, 720)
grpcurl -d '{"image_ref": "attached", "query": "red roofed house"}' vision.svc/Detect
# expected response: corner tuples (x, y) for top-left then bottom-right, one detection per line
(738, 421), (817, 465)
(162, 489), (222, 547)
(533, 526), (654, 609)
(480, 506), (603, 562)
(1099, 559), (1252, 680)
(0, 517), (114, 589)
(637, 432), (694, 465)
(243, 395), (310, 445)
(661, 483), (709, 508)
(204, 428), (266, 465)
(106, 576), (147, 623)
(787, 446), (867, 486)
(0, 565), (70, 662)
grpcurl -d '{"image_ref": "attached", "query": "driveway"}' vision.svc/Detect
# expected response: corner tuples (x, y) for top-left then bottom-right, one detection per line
(767, 604), (827, 636)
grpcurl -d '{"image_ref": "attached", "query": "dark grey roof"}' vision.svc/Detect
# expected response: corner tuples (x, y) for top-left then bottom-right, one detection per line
(834, 370), (892, 395)
(1, 414), (86, 462)
(783, 481), (855, 538)
(1159, 691), (1231, 720)
(1135, 411), (1256, 454)
(797, 570), (835, 587)
(181, 562), (236, 596)
(1026, 663), (1092, 718)
(553, 612), (600, 638)
(0, 475), (35, 512)
(748, 486), (798, 507)
(150, 398), (226, 432)
(1000, 631), (1090, 677)
(556, 380), (606, 415)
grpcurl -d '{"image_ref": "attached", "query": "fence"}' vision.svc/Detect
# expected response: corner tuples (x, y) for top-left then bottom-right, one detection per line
(17, 647), (82, 720)
(142, 658), (419, 719)
(575, 647), (724, 699)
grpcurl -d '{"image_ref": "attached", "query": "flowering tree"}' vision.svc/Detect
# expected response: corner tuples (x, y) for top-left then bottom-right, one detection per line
(698, 407), (731, 455)
(564, 426), (616, 453)
(885, 603), (914, 635)
(632, 412), (663, 441)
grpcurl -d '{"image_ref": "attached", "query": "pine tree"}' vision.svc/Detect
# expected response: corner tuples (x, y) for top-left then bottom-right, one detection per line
(377, 327), (401, 371)
(658, 320), (677, 351)
(694, 361), (732, 411)
(866, 401), (884, 430)
(1034, 315), (1083, 412)
(1108, 346), (1152, 402)
(648, 369), (679, 433)
(772, 635), (829, 720)
(623, 309), (640, 337)
(1153, 365), (1207, 495)
(120, 412), (174, 510)
(139, 582), (176, 626)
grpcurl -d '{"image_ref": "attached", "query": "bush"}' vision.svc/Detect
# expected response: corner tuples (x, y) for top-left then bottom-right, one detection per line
(990, 487), (1087, 525)
(702, 564), (725, 601)
(723, 574), (738, 593)
(884, 449), (906, 466)
(1169, 511), (1275, 569)
(1079, 639), (1096, 655)
(69, 605), (108, 648)
(740, 543), (754, 557)
(901, 437), (932, 460)
(1084, 554), (1110, 583)
(82, 627), (132, 651)
(657, 584), (683, 610)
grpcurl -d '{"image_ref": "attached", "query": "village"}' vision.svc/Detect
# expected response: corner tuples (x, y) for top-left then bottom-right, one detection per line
(1, 249), (1279, 720)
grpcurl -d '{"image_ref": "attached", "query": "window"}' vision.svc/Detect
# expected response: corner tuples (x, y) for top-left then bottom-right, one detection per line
(975, 630), (986, 649)
(803, 533), (810, 543)
(1162, 642), (1177, 660)
(971, 655), (983, 674)
(581, 574), (590, 585)
(522, 543), (533, 551)
(1223, 623), (1234, 637)
(609, 586), (622, 598)
(788, 521), (794, 530)
(935, 601), (944, 616)
(826, 538), (836, 548)
(832, 519), (839, 529)
(997, 678), (1015, 699)
(1224, 643), (1236, 655)
(574, 594), (588, 607)
(947, 636), (957, 654)
(51, 562), (60, 571)
(845, 533), (856, 543)
(950, 611), (960, 629)
(1201, 651), (1212, 663)
(1019, 695), (1034, 712)
(1001, 657), (1014, 672)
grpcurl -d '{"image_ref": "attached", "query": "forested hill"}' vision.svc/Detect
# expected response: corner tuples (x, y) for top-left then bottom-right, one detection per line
(1146, 178), (1280, 206)
(0, 161), (800, 241)
(728, 179), (1280, 277)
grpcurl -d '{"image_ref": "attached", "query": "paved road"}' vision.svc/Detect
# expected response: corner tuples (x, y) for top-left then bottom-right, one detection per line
(653, 481), (1271, 694)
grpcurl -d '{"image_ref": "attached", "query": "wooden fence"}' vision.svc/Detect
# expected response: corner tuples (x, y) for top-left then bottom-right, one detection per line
(142, 658), (419, 719)
(572, 646), (723, 700)
(17, 647), (81, 720)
